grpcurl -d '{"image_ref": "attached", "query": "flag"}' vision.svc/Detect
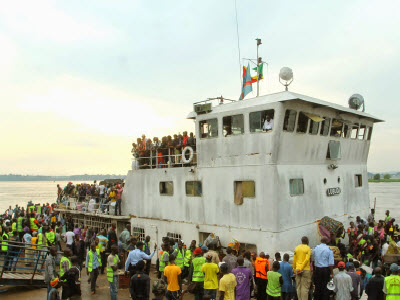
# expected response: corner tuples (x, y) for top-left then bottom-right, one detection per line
(239, 63), (253, 100)
(252, 64), (264, 80)
(242, 66), (257, 83)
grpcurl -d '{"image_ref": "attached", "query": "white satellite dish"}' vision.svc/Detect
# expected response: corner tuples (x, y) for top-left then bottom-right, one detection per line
(279, 67), (293, 91)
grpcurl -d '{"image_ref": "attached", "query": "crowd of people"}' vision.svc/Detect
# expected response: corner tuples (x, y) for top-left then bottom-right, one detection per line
(131, 133), (196, 169)
(58, 181), (124, 216)
(1, 201), (400, 300)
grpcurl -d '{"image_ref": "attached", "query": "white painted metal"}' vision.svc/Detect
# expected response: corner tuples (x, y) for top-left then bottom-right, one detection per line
(122, 91), (382, 254)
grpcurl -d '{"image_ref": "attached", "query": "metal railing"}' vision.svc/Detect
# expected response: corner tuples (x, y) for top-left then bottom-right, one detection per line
(132, 148), (197, 170)
(57, 196), (121, 216)
(0, 240), (50, 286)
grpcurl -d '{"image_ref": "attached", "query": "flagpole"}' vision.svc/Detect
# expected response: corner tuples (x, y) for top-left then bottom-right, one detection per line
(256, 38), (262, 97)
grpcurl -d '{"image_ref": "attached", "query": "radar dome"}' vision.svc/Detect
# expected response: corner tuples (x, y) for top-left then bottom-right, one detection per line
(348, 94), (365, 112)
(279, 67), (293, 81)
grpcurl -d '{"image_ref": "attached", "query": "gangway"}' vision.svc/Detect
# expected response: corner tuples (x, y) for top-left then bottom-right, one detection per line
(0, 240), (48, 287)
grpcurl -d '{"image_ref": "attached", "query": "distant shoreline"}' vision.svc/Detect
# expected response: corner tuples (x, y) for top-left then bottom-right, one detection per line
(0, 175), (126, 182)
(368, 179), (400, 183)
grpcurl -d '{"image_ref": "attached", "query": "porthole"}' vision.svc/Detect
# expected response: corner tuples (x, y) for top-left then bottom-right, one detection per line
(338, 177), (341, 183)
(323, 178), (327, 184)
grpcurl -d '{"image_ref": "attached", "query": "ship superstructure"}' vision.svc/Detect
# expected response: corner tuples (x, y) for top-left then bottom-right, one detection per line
(122, 90), (383, 253)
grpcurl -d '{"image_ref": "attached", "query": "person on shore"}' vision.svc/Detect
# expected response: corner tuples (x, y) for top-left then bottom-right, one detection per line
(60, 255), (81, 299)
(201, 253), (219, 300)
(23, 227), (33, 266)
(45, 246), (59, 297)
(312, 236), (334, 300)
(17, 211), (25, 240)
(107, 244), (120, 300)
(164, 254), (182, 300)
(385, 210), (391, 223)
(130, 259), (150, 300)
(365, 267), (384, 300)
(108, 223), (118, 249)
(60, 248), (72, 279)
(219, 262), (237, 300)
(119, 224), (131, 255)
(143, 235), (152, 274)
(64, 229), (75, 250)
(254, 252), (270, 300)
(383, 263), (400, 299)
(222, 246), (238, 273)
(125, 241), (157, 278)
(86, 243), (100, 295)
(266, 261), (283, 300)
(159, 243), (171, 278)
(97, 230), (108, 274)
(333, 261), (353, 299)
(189, 247), (206, 300)
(278, 253), (295, 300)
(72, 233), (85, 270)
(292, 236), (311, 300)
(346, 262), (362, 299)
(232, 256), (252, 300)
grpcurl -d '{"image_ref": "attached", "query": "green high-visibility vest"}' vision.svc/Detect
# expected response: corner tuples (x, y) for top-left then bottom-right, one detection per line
(28, 205), (34, 214)
(60, 256), (71, 277)
(88, 250), (102, 272)
(174, 249), (185, 269)
(12, 222), (16, 233)
(192, 256), (206, 282)
(106, 254), (119, 282)
(37, 206), (42, 214)
(385, 275), (400, 300)
(37, 233), (44, 250)
(17, 217), (24, 232)
(45, 231), (55, 246)
(184, 249), (191, 267)
(1, 233), (9, 251)
(159, 252), (169, 272)
(30, 218), (38, 230)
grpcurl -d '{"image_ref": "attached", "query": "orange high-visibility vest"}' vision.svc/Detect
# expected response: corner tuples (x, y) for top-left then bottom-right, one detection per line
(254, 257), (270, 279)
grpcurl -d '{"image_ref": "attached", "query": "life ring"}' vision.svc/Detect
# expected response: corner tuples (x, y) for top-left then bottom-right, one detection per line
(182, 146), (194, 164)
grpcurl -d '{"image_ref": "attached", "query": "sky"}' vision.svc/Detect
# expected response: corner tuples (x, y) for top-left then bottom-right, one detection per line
(0, 0), (399, 175)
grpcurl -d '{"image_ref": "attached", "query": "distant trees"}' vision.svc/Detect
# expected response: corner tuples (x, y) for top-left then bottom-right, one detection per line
(373, 173), (381, 180)
(384, 174), (391, 180)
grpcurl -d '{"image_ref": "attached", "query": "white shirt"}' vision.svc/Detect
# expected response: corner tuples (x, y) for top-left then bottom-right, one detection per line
(65, 231), (75, 245)
(99, 185), (105, 195)
(382, 243), (389, 256)
(263, 119), (273, 130)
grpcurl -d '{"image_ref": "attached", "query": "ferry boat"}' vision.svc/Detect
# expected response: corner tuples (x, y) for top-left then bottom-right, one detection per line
(121, 88), (383, 253)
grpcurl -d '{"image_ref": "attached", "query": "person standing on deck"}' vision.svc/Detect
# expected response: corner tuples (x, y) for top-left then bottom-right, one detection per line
(115, 184), (123, 216)
(312, 236), (334, 300)
(292, 236), (312, 300)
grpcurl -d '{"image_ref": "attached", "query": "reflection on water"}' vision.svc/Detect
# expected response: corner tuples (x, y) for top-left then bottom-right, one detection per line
(0, 181), (399, 222)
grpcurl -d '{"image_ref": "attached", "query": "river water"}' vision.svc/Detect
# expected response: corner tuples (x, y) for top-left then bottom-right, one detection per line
(0, 181), (399, 221)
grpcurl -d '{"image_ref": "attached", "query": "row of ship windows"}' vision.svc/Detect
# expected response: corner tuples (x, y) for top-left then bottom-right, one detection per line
(159, 174), (363, 202)
(199, 109), (372, 140)
(131, 227), (182, 244)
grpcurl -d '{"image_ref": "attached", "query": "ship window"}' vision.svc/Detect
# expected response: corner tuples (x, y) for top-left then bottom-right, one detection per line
(186, 181), (202, 197)
(326, 140), (341, 159)
(342, 123), (350, 138)
(330, 119), (343, 137)
(367, 127), (373, 140)
(296, 112), (309, 133)
(351, 123), (359, 139)
(234, 181), (255, 205)
(167, 232), (182, 243)
(200, 118), (218, 138)
(132, 227), (145, 241)
(223, 114), (244, 136)
(249, 109), (275, 132)
(309, 118), (320, 135)
(159, 181), (173, 196)
(355, 174), (362, 187)
(320, 117), (331, 136)
(358, 125), (366, 139)
(283, 109), (297, 132)
(289, 179), (304, 196)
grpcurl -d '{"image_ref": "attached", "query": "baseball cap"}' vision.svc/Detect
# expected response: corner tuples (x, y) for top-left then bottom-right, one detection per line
(338, 261), (345, 268)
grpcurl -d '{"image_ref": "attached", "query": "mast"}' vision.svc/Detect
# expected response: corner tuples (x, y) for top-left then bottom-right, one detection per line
(256, 38), (262, 97)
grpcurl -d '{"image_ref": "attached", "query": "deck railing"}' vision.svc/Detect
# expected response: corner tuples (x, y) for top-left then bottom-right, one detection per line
(57, 196), (122, 216)
(132, 148), (197, 170)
